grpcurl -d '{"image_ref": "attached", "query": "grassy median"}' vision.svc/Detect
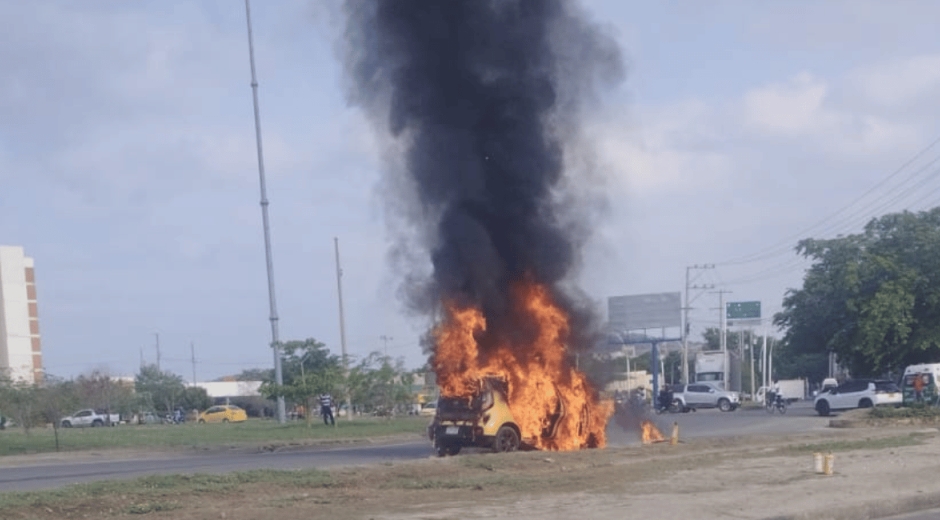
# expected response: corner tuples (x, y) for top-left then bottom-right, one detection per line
(0, 416), (429, 456)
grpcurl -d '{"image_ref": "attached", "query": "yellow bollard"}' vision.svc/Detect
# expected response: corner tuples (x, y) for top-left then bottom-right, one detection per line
(670, 421), (679, 445)
(823, 452), (835, 476)
(813, 452), (824, 474)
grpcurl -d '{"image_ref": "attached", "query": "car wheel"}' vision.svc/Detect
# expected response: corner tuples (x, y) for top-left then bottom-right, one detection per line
(859, 398), (873, 408)
(718, 398), (733, 412)
(92, 420), (103, 427)
(198, 419), (206, 424)
(815, 400), (831, 416)
(62, 421), (71, 428)
(493, 425), (520, 453)
(222, 418), (229, 423)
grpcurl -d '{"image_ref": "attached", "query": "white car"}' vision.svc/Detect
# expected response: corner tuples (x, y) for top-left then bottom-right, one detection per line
(671, 382), (741, 412)
(813, 379), (902, 416)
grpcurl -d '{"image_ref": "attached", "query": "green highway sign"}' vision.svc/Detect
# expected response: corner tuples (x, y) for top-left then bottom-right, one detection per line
(727, 301), (761, 320)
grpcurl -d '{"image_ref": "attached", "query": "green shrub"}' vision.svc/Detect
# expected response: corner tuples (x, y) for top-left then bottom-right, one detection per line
(870, 404), (940, 419)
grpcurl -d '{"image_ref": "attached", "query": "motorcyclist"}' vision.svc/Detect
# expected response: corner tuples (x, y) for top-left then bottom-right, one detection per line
(768, 380), (783, 408)
(658, 384), (674, 413)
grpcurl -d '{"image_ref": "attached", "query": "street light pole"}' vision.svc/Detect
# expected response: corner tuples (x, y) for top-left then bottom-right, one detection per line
(244, 0), (286, 423)
(335, 237), (352, 421)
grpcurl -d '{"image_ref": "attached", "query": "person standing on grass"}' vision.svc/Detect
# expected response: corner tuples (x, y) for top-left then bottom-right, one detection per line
(319, 392), (335, 426)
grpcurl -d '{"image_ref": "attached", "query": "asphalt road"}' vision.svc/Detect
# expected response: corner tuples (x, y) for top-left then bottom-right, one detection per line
(0, 401), (843, 494)
(608, 399), (832, 447)
(0, 440), (432, 493)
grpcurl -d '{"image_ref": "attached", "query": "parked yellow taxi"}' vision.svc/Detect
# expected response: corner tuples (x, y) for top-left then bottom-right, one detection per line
(198, 405), (247, 424)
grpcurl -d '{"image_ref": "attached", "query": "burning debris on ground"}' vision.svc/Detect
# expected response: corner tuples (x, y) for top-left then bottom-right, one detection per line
(342, 0), (624, 451)
(613, 396), (674, 445)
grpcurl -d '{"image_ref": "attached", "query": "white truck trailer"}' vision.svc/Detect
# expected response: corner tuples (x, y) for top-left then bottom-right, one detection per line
(695, 351), (726, 387)
(757, 379), (807, 403)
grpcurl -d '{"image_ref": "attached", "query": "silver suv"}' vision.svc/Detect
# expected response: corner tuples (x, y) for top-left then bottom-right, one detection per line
(671, 382), (740, 412)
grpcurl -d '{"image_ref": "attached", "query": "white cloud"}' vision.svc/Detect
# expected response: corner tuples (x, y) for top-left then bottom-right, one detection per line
(587, 100), (733, 196)
(740, 71), (920, 159)
(743, 72), (832, 136)
(851, 54), (940, 108)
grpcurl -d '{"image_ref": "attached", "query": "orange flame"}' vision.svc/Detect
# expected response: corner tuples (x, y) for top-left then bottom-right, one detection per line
(640, 420), (665, 445)
(432, 280), (611, 450)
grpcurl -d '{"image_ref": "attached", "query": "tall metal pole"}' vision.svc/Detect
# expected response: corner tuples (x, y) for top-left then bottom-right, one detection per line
(762, 329), (769, 391)
(683, 265), (715, 385)
(190, 341), (197, 386)
(334, 237), (352, 420)
(155, 333), (161, 371)
(682, 268), (690, 385)
(244, 0), (286, 424)
(748, 330), (755, 401)
(719, 291), (728, 388)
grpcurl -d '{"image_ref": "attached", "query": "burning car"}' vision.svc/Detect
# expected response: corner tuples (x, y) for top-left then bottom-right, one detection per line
(428, 375), (568, 456)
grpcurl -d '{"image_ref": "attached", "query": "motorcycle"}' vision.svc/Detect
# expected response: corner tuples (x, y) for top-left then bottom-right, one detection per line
(654, 390), (682, 414)
(765, 393), (787, 414)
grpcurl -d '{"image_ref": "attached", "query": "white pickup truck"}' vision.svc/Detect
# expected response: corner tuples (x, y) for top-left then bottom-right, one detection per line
(60, 409), (120, 427)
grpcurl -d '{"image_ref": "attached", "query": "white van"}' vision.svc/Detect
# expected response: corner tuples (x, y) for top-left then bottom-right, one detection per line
(900, 363), (940, 406)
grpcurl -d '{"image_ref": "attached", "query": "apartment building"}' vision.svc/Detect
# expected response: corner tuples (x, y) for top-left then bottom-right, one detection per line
(0, 246), (42, 383)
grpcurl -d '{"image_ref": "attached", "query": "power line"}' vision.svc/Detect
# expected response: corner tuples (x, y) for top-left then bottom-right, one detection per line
(716, 134), (940, 267)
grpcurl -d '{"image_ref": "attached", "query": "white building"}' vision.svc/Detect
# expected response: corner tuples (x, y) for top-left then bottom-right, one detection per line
(193, 381), (263, 398)
(0, 246), (42, 383)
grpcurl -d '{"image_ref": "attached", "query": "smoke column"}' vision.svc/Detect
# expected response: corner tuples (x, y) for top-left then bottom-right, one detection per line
(343, 0), (624, 352)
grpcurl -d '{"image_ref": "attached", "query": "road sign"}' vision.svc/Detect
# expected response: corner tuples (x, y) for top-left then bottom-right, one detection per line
(727, 301), (760, 320)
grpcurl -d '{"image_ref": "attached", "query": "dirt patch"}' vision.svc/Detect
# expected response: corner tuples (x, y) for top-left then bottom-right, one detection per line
(4, 426), (940, 520)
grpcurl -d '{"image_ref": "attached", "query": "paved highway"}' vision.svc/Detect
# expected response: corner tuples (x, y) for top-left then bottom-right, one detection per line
(0, 401), (832, 494)
(0, 440), (432, 493)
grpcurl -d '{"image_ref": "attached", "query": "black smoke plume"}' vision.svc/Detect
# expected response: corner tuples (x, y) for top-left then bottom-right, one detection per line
(343, 0), (624, 353)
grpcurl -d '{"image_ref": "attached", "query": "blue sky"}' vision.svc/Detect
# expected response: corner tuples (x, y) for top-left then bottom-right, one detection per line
(4, 1), (940, 381)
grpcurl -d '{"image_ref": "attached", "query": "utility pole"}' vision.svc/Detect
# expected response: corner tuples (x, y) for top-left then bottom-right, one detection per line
(380, 335), (393, 357)
(155, 333), (161, 371)
(190, 341), (197, 386)
(244, 0), (286, 423)
(335, 237), (352, 421)
(682, 265), (715, 384)
(711, 289), (732, 388)
(748, 330), (755, 402)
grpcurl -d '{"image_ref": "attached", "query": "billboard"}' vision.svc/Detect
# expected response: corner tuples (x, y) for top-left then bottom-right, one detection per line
(608, 292), (682, 332)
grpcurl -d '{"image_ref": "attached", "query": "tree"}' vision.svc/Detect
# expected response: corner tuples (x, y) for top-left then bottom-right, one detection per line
(135, 364), (186, 414)
(230, 368), (273, 382)
(259, 339), (343, 424)
(702, 327), (743, 352)
(776, 209), (940, 377)
(0, 379), (40, 437)
(347, 352), (416, 416)
(179, 386), (212, 412)
(35, 375), (78, 451)
(74, 370), (135, 423)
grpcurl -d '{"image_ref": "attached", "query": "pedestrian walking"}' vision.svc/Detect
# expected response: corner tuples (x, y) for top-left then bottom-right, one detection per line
(319, 393), (335, 426)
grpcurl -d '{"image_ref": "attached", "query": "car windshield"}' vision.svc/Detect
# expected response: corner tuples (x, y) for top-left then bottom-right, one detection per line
(438, 394), (484, 414)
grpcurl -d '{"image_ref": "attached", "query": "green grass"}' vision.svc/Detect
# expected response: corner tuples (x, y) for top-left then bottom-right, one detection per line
(870, 404), (940, 419)
(0, 416), (428, 456)
(775, 433), (926, 455)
